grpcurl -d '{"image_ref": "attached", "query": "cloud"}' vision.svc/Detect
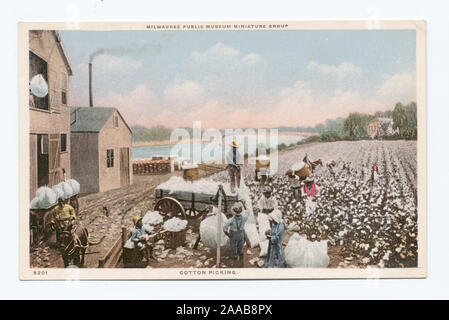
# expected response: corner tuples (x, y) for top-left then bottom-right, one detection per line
(378, 72), (416, 104)
(191, 42), (240, 62)
(96, 84), (159, 126)
(242, 53), (263, 65)
(190, 42), (262, 67)
(307, 60), (362, 78)
(162, 81), (205, 110)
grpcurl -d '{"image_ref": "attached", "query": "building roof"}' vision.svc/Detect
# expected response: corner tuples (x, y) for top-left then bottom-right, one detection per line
(70, 107), (117, 132)
(52, 31), (73, 76)
(369, 117), (393, 125)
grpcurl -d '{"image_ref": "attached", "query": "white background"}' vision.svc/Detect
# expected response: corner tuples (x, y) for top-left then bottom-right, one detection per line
(1, 0), (448, 299)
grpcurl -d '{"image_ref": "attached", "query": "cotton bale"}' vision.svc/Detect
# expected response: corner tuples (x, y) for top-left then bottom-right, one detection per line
(199, 211), (229, 249)
(285, 233), (329, 268)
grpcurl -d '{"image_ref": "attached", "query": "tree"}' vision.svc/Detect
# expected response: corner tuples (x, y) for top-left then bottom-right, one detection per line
(392, 102), (407, 137)
(404, 102), (417, 139)
(344, 113), (369, 138)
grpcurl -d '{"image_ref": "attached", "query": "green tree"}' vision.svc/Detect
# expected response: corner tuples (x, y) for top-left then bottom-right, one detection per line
(344, 113), (370, 138)
(404, 102), (417, 139)
(392, 102), (407, 137)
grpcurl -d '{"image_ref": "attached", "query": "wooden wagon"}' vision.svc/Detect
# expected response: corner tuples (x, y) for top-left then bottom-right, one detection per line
(29, 195), (80, 246)
(154, 186), (243, 219)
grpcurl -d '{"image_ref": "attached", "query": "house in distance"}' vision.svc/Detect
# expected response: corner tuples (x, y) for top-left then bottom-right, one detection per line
(366, 116), (398, 139)
(70, 106), (133, 194)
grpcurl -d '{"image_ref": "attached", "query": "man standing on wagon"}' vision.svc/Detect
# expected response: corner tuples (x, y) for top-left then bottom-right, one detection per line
(226, 139), (243, 193)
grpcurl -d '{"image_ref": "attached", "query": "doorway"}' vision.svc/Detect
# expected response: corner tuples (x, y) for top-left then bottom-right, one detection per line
(37, 134), (49, 187)
(120, 147), (130, 186)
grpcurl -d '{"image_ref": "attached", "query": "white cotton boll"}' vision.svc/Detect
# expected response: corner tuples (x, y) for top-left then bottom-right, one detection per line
(157, 176), (233, 195)
(142, 211), (164, 225)
(163, 217), (188, 232)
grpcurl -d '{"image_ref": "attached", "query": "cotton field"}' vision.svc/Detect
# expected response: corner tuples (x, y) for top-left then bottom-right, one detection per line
(211, 140), (418, 268)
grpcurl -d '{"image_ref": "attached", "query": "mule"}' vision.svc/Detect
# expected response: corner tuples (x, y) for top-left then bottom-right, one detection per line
(58, 224), (104, 268)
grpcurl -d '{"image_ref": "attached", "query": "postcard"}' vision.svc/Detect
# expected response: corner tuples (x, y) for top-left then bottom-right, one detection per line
(19, 20), (426, 280)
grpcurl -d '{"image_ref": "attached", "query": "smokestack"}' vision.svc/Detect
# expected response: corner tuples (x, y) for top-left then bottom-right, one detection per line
(89, 63), (93, 107)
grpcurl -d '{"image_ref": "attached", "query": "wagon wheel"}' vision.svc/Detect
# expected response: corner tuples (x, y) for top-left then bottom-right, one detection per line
(154, 197), (186, 220)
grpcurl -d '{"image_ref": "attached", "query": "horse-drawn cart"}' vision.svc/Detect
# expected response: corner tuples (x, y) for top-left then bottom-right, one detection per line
(154, 185), (243, 219)
(29, 179), (81, 246)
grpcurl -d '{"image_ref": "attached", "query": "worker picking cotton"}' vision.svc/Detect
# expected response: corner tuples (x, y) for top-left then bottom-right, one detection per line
(257, 186), (278, 214)
(131, 215), (155, 263)
(265, 210), (286, 268)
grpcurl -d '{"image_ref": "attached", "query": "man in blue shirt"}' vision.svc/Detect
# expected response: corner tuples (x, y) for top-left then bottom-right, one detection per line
(223, 203), (249, 263)
(131, 216), (154, 262)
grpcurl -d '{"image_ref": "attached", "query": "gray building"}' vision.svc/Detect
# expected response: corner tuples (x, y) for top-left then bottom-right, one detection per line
(70, 107), (133, 194)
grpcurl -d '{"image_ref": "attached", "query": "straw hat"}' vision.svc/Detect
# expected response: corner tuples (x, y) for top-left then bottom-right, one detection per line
(263, 186), (272, 194)
(231, 203), (243, 215)
(230, 140), (240, 148)
(133, 215), (142, 225)
(268, 210), (282, 224)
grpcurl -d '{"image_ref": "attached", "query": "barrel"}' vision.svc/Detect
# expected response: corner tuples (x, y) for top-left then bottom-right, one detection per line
(183, 167), (199, 181)
(165, 229), (187, 249)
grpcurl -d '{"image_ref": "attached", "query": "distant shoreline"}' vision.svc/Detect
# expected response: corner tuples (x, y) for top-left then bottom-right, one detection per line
(132, 131), (317, 147)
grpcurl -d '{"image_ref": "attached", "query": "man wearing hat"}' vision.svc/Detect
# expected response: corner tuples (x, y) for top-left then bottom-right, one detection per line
(257, 186), (278, 214)
(265, 210), (286, 268)
(226, 140), (243, 193)
(131, 216), (154, 263)
(223, 203), (249, 264)
(51, 196), (76, 242)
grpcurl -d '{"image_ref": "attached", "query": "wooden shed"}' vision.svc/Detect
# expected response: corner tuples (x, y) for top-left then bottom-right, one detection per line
(70, 107), (133, 194)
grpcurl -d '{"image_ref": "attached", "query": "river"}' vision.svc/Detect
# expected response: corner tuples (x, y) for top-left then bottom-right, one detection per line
(132, 133), (310, 162)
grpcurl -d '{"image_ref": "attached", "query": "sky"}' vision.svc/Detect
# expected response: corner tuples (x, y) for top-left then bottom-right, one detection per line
(59, 29), (416, 129)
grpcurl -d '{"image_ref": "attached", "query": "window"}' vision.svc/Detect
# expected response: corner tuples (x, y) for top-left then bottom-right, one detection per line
(61, 73), (67, 105)
(107, 149), (114, 168)
(29, 51), (49, 110)
(60, 134), (67, 152)
(114, 116), (118, 128)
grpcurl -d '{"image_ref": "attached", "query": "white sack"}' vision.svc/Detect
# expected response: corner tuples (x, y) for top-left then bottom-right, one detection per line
(56, 181), (74, 199)
(66, 179), (80, 195)
(259, 239), (269, 257)
(30, 186), (57, 209)
(244, 222), (259, 248)
(285, 233), (329, 268)
(30, 74), (48, 98)
(199, 210), (229, 249)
